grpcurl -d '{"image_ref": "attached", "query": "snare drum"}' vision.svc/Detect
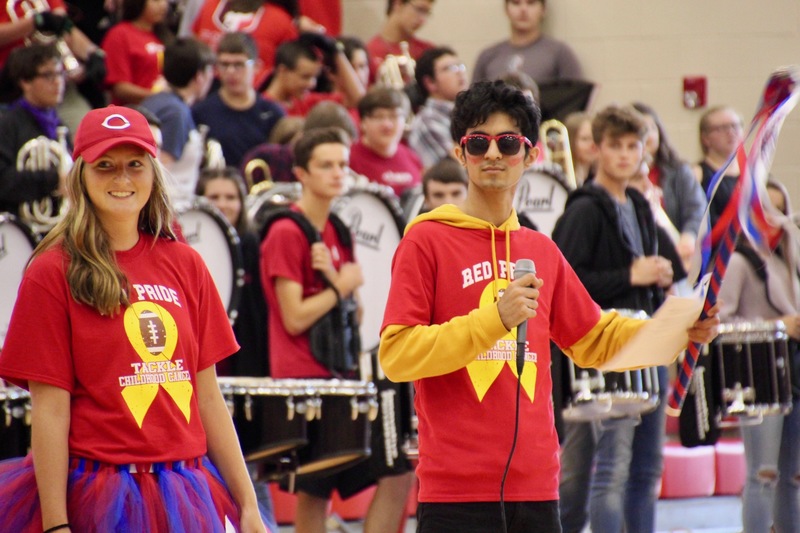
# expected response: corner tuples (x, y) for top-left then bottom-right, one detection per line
(563, 309), (660, 421)
(0, 382), (31, 460)
(218, 377), (312, 463)
(177, 198), (244, 323)
(332, 184), (405, 353)
(0, 213), (39, 347)
(512, 162), (573, 237)
(294, 379), (378, 477)
(713, 320), (793, 418)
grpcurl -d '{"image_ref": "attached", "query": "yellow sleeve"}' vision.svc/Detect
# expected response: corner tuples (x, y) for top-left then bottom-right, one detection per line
(379, 304), (509, 382)
(563, 310), (652, 369)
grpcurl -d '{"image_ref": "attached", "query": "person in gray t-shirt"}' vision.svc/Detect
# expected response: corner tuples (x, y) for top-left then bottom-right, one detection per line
(472, 0), (582, 84)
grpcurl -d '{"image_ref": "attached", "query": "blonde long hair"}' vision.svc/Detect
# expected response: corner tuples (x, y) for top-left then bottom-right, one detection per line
(32, 154), (177, 316)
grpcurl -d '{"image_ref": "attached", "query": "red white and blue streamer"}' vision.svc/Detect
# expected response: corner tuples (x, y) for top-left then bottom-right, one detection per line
(668, 66), (800, 414)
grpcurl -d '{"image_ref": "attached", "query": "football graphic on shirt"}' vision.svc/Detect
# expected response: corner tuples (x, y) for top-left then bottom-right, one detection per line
(138, 309), (167, 355)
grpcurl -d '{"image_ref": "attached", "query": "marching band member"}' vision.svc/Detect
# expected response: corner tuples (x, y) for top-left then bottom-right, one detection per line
(718, 180), (800, 533)
(261, 127), (413, 533)
(0, 43), (69, 227)
(0, 105), (269, 533)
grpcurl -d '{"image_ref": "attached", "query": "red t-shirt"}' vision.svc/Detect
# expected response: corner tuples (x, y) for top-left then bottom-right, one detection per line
(381, 218), (600, 502)
(260, 207), (355, 378)
(366, 34), (435, 78)
(0, 0), (66, 68)
(299, 0), (341, 36)
(193, 1), (298, 84)
(102, 21), (164, 104)
(349, 140), (423, 198)
(0, 235), (238, 464)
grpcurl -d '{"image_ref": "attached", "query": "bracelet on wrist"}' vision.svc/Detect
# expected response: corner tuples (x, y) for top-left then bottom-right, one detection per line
(43, 524), (71, 533)
(329, 284), (341, 300)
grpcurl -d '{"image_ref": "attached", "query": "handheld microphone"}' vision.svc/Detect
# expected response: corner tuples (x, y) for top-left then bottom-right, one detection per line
(514, 259), (536, 375)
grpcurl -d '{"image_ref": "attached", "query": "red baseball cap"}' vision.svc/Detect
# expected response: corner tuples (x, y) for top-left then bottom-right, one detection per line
(72, 106), (158, 163)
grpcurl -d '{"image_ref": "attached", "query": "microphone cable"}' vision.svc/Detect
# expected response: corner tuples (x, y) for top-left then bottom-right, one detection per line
(499, 338), (526, 533)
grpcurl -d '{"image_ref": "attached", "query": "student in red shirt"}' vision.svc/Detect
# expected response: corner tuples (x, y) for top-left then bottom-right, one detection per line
(0, 106), (269, 533)
(349, 86), (422, 198)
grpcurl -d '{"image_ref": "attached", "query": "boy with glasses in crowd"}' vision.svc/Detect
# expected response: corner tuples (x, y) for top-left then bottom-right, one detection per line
(192, 32), (285, 168)
(0, 44), (70, 223)
(349, 86), (423, 198)
(366, 0), (436, 77)
(408, 46), (469, 168)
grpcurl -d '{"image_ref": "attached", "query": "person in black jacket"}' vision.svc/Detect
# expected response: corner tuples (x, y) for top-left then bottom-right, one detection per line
(554, 105), (673, 533)
(0, 44), (70, 231)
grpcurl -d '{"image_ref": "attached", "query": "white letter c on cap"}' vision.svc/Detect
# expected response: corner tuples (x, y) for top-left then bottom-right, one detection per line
(102, 114), (132, 130)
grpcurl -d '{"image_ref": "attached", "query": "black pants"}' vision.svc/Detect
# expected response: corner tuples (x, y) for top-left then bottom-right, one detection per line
(416, 501), (561, 533)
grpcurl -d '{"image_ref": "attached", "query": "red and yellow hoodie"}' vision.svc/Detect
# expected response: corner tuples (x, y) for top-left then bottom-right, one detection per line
(379, 205), (646, 502)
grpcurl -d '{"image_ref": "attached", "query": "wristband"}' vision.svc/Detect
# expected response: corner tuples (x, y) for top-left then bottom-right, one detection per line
(43, 524), (71, 533)
(329, 284), (341, 300)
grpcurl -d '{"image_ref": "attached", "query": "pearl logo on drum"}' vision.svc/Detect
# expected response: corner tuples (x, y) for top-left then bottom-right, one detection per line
(345, 210), (385, 251)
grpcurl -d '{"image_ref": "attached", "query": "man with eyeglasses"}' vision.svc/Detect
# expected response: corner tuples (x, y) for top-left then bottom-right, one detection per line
(378, 81), (719, 532)
(192, 32), (285, 169)
(0, 43), (70, 223)
(408, 46), (468, 168)
(366, 0), (436, 77)
(349, 86), (423, 198)
(693, 105), (745, 228)
(473, 0), (582, 85)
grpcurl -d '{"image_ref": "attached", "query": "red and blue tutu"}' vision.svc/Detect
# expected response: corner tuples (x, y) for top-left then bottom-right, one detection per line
(0, 454), (266, 532)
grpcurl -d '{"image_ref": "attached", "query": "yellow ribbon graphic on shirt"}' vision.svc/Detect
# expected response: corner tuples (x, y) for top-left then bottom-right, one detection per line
(466, 279), (537, 403)
(121, 302), (192, 428)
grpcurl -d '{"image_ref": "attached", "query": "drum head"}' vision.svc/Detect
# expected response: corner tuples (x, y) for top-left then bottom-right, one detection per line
(0, 214), (38, 347)
(333, 185), (405, 353)
(177, 199), (244, 323)
(513, 163), (572, 237)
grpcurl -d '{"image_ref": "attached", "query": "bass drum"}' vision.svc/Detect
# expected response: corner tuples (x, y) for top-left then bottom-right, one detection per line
(332, 183), (406, 353)
(512, 162), (573, 237)
(0, 213), (39, 347)
(177, 198), (244, 323)
(246, 182), (303, 241)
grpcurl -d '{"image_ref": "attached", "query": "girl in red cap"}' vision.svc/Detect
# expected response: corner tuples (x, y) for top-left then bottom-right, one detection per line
(0, 106), (269, 533)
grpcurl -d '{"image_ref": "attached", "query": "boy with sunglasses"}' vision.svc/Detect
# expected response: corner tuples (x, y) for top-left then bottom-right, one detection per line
(378, 81), (719, 533)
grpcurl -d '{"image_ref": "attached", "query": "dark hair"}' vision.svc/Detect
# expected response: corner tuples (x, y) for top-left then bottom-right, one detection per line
(357, 86), (410, 119)
(293, 127), (350, 170)
(303, 101), (358, 142)
(338, 35), (367, 64)
(422, 158), (467, 197)
(275, 40), (319, 70)
(591, 105), (647, 145)
(414, 46), (456, 100)
(121, 0), (174, 44)
(163, 37), (215, 88)
(631, 101), (684, 171)
(195, 167), (250, 235)
(217, 32), (258, 60)
(7, 43), (61, 84)
(450, 80), (541, 146)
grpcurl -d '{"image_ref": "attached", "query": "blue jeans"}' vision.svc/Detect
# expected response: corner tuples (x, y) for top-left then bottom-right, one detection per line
(741, 398), (800, 533)
(559, 366), (667, 533)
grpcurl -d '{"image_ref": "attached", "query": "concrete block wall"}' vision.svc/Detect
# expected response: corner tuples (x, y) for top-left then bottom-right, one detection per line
(342, 0), (800, 204)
